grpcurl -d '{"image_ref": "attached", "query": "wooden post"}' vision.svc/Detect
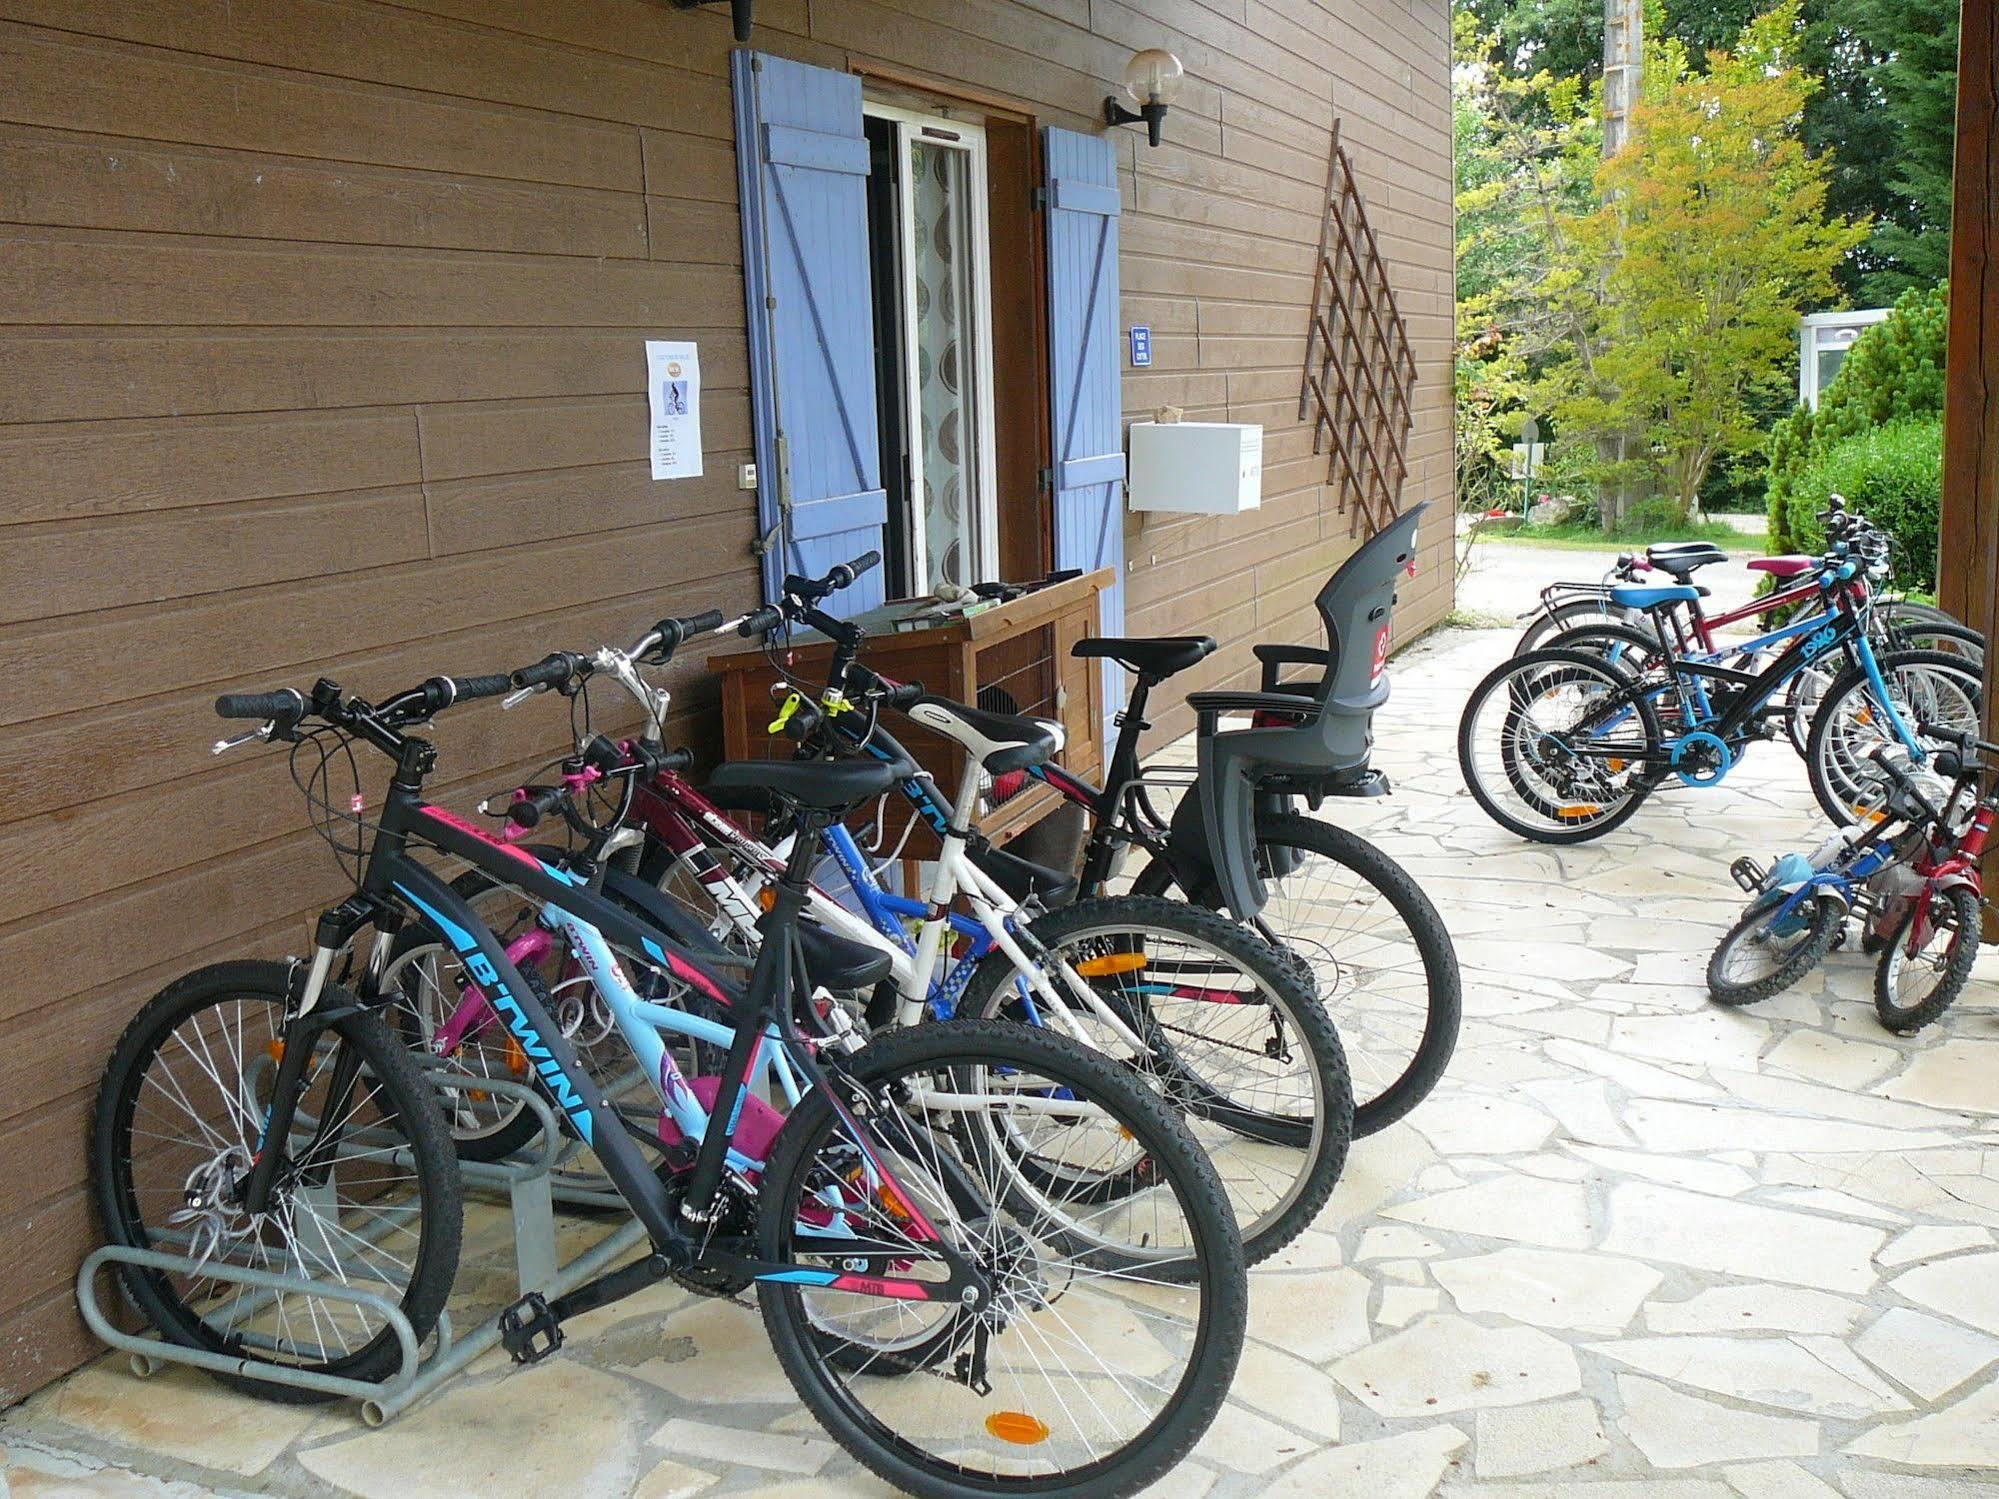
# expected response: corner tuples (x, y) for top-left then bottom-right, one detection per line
(1939, 0), (1999, 937)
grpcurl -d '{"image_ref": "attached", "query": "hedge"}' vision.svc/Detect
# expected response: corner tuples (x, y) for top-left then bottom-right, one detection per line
(1788, 418), (1943, 593)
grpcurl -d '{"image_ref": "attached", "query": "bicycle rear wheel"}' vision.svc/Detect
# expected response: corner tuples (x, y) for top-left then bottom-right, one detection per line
(957, 896), (1352, 1266)
(758, 1019), (1246, 1499)
(1131, 815), (1460, 1137)
(92, 961), (462, 1400)
(1459, 648), (1661, 842)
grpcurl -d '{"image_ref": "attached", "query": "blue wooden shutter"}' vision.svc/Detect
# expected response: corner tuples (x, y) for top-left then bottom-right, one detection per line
(1043, 126), (1126, 729)
(733, 51), (887, 615)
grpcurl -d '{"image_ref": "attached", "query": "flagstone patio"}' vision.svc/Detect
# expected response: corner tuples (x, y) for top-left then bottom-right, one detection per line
(6, 625), (1998, 1498)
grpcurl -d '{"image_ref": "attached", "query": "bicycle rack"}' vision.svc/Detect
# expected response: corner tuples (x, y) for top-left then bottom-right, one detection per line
(75, 1066), (650, 1425)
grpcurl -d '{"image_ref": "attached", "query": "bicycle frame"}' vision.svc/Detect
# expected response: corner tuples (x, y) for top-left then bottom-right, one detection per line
(627, 747), (1147, 1049)
(257, 779), (980, 1306)
(1572, 582), (1925, 775)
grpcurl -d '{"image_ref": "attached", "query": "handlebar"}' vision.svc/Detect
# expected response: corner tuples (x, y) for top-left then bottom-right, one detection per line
(781, 550), (879, 604)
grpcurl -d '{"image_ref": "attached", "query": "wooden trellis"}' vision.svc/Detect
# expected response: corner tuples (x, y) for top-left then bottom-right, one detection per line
(1299, 120), (1417, 538)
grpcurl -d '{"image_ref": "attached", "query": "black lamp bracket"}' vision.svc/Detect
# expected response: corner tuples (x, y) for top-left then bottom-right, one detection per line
(673, 0), (754, 43)
(1103, 96), (1168, 148)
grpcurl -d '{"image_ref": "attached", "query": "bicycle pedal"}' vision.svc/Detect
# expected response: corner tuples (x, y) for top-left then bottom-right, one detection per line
(499, 1292), (564, 1365)
(1729, 857), (1767, 893)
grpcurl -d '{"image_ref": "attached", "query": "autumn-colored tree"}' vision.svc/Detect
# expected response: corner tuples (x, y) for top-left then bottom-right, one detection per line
(1541, 2), (1867, 523)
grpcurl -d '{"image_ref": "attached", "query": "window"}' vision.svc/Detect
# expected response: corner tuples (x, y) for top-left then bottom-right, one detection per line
(863, 102), (999, 597)
(1799, 309), (1891, 409)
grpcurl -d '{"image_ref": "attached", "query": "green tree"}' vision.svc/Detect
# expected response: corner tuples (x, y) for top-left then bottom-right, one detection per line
(1457, 0), (1957, 300)
(1843, 0), (1960, 300)
(1536, 3), (1868, 522)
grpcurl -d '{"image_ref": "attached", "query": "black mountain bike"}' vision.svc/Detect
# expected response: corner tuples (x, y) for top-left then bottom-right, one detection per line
(93, 638), (1248, 1499)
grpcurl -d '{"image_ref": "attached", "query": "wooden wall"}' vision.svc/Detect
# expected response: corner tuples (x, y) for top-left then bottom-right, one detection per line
(0, 0), (1453, 1398)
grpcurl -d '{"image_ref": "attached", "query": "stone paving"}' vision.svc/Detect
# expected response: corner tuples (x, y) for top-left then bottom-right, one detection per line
(7, 625), (1999, 1498)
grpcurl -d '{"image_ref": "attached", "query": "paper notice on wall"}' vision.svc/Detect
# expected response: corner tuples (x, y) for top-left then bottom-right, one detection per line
(646, 340), (703, 480)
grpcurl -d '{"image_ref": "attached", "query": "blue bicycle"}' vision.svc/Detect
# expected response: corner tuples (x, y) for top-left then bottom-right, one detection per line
(1458, 546), (1984, 842)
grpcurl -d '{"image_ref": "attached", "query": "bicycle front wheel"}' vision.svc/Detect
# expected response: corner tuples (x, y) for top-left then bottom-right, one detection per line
(757, 1019), (1246, 1499)
(1804, 649), (1984, 824)
(1876, 884), (1984, 1034)
(1706, 891), (1843, 1006)
(92, 961), (462, 1400)
(1132, 815), (1460, 1137)
(957, 896), (1353, 1266)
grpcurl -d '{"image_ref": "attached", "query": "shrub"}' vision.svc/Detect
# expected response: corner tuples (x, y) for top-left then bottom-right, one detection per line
(1765, 402), (1814, 552)
(1765, 282), (1947, 552)
(1789, 419), (1943, 592)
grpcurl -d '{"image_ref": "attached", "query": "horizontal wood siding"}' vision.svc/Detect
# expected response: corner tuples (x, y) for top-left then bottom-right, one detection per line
(0, 0), (1452, 1398)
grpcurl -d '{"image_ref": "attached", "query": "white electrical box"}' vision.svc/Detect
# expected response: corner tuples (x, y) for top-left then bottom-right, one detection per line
(1127, 421), (1263, 515)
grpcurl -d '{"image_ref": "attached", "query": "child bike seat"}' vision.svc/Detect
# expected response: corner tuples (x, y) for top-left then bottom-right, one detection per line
(904, 695), (1063, 775)
(1747, 555), (1815, 578)
(1188, 502), (1427, 918)
(1608, 582), (1701, 610)
(1073, 636), (1216, 681)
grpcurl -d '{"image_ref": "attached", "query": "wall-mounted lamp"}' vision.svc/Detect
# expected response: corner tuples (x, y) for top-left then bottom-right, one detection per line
(1104, 49), (1184, 148)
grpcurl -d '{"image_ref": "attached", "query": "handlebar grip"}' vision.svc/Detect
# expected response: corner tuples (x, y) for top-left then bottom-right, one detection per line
(829, 550), (881, 589)
(650, 609), (730, 658)
(512, 653), (574, 690)
(739, 605), (784, 636)
(215, 688), (305, 722)
(450, 673), (513, 702)
(507, 784), (568, 830)
(1918, 719), (1976, 750)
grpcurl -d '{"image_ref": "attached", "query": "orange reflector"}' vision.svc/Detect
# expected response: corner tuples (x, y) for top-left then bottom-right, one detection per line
(985, 1411), (1051, 1446)
(504, 1034), (529, 1077)
(266, 1040), (285, 1064)
(1558, 804), (1602, 818)
(1075, 953), (1147, 977)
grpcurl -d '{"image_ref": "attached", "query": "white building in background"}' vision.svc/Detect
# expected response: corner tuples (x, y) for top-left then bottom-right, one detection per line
(1799, 308), (1892, 408)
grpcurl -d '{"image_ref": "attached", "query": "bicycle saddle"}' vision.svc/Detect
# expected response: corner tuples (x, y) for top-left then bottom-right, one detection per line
(1747, 554), (1814, 578)
(795, 919), (895, 990)
(1644, 543), (1728, 583)
(707, 757), (902, 811)
(904, 695), (1063, 774)
(1608, 582), (1701, 609)
(1072, 636), (1216, 681)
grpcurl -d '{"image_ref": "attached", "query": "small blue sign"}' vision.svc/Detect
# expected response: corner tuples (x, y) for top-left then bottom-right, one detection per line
(1128, 325), (1152, 367)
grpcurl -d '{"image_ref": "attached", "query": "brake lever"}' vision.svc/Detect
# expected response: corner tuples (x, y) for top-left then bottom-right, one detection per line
(212, 724), (273, 755)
